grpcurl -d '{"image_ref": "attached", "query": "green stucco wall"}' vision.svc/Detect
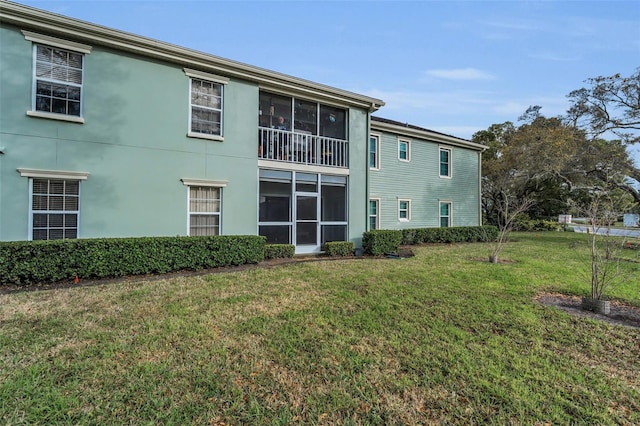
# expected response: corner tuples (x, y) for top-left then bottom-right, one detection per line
(347, 108), (369, 247)
(0, 24), (260, 240)
(0, 23), (372, 245)
(369, 131), (481, 229)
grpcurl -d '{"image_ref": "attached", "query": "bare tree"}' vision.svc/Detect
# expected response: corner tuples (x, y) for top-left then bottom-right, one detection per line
(570, 190), (637, 313)
(489, 193), (534, 264)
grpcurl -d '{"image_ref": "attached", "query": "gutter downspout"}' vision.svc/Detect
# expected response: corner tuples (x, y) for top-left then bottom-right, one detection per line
(358, 110), (375, 253)
(478, 150), (483, 226)
(365, 112), (371, 234)
(0, 147), (4, 241)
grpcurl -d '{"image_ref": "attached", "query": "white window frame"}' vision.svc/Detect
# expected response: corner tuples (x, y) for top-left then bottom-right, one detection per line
(182, 178), (227, 236)
(369, 198), (380, 230)
(369, 134), (380, 170)
(398, 198), (411, 222)
(19, 169), (90, 241)
(23, 32), (92, 124)
(440, 201), (452, 227)
(439, 147), (452, 178)
(398, 139), (411, 162)
(184, 68), (228, 141)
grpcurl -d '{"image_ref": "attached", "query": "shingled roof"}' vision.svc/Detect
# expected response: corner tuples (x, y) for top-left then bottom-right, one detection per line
(371, 116), (486, 151)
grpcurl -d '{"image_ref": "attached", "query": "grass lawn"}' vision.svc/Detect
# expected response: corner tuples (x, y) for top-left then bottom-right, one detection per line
(1, 232), (639, 424)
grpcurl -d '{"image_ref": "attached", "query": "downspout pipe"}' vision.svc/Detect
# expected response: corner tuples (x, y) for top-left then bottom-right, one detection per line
(0, 147), (4, 241)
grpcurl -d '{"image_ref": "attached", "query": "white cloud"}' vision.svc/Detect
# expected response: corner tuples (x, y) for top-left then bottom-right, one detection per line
(423, 68), (496, 81)
(528, 51), (581, 62)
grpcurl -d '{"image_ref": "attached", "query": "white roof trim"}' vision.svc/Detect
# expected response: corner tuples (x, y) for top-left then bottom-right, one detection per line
(22, 30), (92, 53)
(184, 68), (229, 85)
(18, 168), (90, 180)
(371, 119), (487, 151)
(1, 2), (383, 110)
(181, 178), (228, 187)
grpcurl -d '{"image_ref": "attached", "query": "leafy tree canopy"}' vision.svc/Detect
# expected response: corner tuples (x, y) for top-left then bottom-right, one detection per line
(473, 108), (636, 225)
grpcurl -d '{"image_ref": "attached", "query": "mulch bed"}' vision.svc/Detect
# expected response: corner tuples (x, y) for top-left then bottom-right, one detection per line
(535, 293), (640, 329)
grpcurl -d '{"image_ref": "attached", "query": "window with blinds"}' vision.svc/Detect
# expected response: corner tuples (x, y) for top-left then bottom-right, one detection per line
(190, 78), (223, 136)
(34, 44), (84, 116)
(31, 178), (80, 240)
(189, 186), (221, 236)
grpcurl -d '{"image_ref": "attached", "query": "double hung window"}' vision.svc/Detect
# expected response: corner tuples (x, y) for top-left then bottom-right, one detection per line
(369, 199), (379, 230)
(369, 135), (380, 169)
(185, 69), (228, 139)
(398, 199), (411, 221)
(188, 186), (221, 236)
(34, 45), (84, 117)
(440, 147), (452, 177)
(23, 32), (91, 122)
(190, 79), (223, 136)
(440, 202), (452, 227)
(398, 139), (410, 161)
(31, 178), (80, 240)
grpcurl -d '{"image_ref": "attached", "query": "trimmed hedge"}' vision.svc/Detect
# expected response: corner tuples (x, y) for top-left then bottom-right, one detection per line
(0, 235), (265, 286)
(362, 230), (403, 256)
(324, 241), (355, 257)
(363, 226), (498, 255)
(401, 226), (498, 245)
(265, 244), (295, 260)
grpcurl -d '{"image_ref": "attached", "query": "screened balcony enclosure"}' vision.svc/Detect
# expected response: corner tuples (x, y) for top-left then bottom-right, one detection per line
(259, 91), (348, 168)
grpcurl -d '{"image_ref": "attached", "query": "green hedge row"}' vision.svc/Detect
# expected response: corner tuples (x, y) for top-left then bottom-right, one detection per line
(265, 244), (295, 259)
(324, 241), (355, 257)
(362, 226), (498, 255)
(400, 226), (498, 245)
(0, 235), (265, 286)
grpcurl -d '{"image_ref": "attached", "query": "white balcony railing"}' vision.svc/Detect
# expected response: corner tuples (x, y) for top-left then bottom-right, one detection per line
(258, 127), (348, 168)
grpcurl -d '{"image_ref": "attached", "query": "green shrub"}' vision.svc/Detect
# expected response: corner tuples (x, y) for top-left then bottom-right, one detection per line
(264, 244), (295, 259)
(324, 241), (355, 257)
(0, 235), (265, 286)
(479, 225), (499, 241)
(513, 216), (559, 232)
(401, 226), (497, 245)
(362, 230), (402, 255)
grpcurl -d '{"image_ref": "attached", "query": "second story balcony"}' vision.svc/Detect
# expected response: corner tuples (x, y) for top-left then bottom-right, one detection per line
(258, 127), (349, 168)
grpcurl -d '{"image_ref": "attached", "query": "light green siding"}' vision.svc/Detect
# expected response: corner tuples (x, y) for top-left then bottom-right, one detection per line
(369, 130), (481, 229)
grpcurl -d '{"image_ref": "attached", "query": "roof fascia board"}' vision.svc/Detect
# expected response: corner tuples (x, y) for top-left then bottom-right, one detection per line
(0, 1), (385, 111)
(371, 120), (487, 151)
(258, 83), (352, 110)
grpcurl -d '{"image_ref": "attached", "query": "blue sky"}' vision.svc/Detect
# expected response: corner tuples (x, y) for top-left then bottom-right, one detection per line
(17, 0), (640, 164)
